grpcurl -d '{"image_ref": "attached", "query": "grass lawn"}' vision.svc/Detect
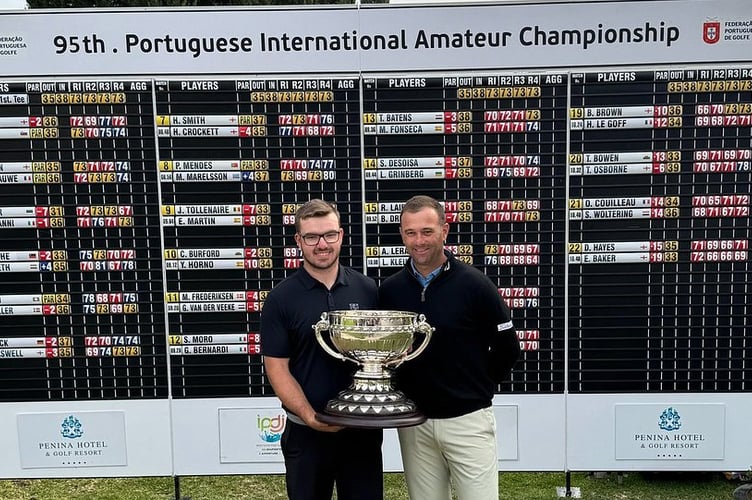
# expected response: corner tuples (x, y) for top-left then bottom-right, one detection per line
(0, 471), (744, 499)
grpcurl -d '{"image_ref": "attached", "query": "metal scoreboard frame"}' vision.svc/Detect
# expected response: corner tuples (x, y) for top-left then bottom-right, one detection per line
(0, 0), (750, 477)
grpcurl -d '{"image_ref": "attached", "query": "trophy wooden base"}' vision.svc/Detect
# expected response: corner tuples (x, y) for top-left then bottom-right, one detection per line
(315, 411), (426, 429)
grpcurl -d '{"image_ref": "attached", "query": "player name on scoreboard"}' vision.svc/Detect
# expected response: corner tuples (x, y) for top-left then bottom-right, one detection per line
(569, 196), (680, 220)
(568, 240), (679, 264)
(367, 244), (473, 267)
(156, 113), (267, 137)
(0, 293), (70, 315)
(0, 161), (61, 173)
(570, 104), (683, 130)
(363, 156), (472, 181)
(364, 200), (472, 224)
(164, 247), (272, 270)
(0, 173), (61, 184)
(365, 245), (408, 267)
(0, 112), (59, 140)
(569, 151), (681, 176)
(168, 333), (260, 356)
(0, 205), (64, 228)
(165, 290), (266, 313)
(363, 111), (472, 136)
(0, 336), (72, 359)
(161, 204), (271, 226)
(0, 249), (68, 273)
(159, 159), (270, 183)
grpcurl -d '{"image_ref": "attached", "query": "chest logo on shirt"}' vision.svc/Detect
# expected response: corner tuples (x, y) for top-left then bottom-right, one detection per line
(349, 303), (360, 310)
(497, 321), (513, 331)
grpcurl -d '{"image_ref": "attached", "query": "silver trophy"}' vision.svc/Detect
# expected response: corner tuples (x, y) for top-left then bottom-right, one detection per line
(313, 310), (433, 428)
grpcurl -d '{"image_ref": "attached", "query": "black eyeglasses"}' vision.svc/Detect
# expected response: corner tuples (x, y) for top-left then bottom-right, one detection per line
(299, 230), (341, 246)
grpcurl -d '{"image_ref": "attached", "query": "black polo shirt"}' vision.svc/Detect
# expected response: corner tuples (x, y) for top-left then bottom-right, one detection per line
(260, 265), (378, 413)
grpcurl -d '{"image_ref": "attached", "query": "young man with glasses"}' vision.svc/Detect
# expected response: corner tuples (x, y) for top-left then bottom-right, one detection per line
(261, 199), (383, 500)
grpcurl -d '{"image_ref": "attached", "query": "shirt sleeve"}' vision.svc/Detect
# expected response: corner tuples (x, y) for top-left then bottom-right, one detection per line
(476, 275), (520, 383)
(259, 293), (290, 358)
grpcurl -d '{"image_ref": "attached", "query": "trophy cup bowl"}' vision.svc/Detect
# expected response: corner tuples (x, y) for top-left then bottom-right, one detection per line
(313, 310), (433, 428)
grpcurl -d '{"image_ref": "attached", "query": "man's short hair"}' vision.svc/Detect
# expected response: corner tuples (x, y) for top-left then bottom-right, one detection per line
(400, 195), (445, 223)
(294, 199), (340, 232)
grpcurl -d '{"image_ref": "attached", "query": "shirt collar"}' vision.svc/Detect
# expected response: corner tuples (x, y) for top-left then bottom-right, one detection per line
(410, 260), (444, 288)
(298, 265), (346, 290)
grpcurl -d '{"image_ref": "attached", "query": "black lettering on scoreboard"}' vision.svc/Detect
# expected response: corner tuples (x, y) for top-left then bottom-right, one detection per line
(155, 77), (363, 397)
(0, 80), (166, 401)
(362, 73), (568, 393)
(568, 68), (752, 393)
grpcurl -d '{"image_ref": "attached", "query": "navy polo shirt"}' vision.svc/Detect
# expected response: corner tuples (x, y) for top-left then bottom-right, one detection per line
(260, 265), (378, 414)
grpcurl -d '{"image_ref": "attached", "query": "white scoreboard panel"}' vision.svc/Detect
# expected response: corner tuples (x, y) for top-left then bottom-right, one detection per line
(0, 0), (749, 477)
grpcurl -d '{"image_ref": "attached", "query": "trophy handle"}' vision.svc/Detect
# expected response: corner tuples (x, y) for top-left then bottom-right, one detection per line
(386, 313), (434, 368)
(313, 312), (351, 363)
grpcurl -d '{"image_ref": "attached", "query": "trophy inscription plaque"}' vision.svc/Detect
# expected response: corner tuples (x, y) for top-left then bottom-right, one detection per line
(313, 310), (433, 428)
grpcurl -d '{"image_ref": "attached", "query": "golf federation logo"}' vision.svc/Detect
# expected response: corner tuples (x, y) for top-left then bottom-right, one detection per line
(702, 19), (721, 44)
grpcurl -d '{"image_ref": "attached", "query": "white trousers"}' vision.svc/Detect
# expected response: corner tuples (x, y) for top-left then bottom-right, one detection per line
(397, 407), (498, 500)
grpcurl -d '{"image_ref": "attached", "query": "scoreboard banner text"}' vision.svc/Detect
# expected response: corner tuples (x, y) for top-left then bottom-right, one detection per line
(0, 1), (750, 75)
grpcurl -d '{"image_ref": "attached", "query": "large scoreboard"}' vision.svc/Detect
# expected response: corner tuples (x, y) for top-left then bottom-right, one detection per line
(0, 0), (750, 476)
